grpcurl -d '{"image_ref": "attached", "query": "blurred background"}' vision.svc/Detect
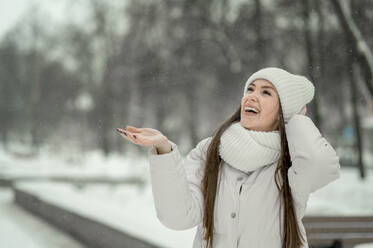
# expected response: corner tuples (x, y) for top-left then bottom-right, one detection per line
(0, 0), (372, 248)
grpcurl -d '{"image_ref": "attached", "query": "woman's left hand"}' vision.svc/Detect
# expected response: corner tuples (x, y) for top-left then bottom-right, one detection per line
(299, 105), (307, 115)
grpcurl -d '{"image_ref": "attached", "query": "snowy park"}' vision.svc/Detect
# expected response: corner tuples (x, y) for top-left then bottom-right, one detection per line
(0, 143), (373, 248)
(1, 0), (373, 248)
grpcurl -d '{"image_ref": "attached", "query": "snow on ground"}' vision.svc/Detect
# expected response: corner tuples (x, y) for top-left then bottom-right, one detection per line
(15, 181), (196, 248)
(0, 145), (149, 181)
(306, 167), (373, 216)
(1, 144), (373, 247)
(13, 167), (373, 248)
(0, 188), (84, 248)
(356, 243), (373, 248)
(1, 143), (196, 248)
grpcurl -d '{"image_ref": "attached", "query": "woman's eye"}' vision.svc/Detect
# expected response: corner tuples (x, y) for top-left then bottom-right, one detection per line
(247, 88), (270, 95)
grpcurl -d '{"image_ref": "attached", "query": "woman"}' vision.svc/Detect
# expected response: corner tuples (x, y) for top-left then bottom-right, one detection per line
(117, 67), (341, 248)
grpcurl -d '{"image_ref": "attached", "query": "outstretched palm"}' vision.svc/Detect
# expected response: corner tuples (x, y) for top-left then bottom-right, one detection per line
(117, 126), (167, 147)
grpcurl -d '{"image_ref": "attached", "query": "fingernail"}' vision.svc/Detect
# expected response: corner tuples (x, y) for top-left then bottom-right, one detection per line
(117, 128), (127, 136)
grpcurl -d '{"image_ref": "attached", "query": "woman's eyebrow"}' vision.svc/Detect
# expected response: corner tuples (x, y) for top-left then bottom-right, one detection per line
(250, 83), (275, 90)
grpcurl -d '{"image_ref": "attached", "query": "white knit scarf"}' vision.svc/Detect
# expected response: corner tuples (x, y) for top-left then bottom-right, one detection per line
(218, 121), (282, 173)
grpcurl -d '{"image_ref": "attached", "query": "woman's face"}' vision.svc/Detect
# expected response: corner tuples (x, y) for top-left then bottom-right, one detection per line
(240, 79), (280, 132)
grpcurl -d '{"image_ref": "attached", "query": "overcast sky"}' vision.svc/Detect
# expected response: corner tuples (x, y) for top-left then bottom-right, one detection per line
(0, 0), (86, 39)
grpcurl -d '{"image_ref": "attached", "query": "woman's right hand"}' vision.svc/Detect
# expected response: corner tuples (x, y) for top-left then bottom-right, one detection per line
(116, 125), (171, 152)
(299, 105), (307, 115)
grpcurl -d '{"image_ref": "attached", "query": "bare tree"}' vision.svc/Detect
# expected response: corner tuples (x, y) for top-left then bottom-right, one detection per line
(89, 0), (123, 156)
(332, 0), (367, 178)
(331, 0), (373, 98)
(302, 0), (321, 128)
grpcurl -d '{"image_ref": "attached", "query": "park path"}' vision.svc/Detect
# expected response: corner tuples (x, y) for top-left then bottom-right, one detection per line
(0, 188), (85, 248)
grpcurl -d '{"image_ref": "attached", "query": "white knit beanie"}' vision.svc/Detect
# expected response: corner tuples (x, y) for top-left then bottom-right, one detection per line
(243, 67), (315, 124)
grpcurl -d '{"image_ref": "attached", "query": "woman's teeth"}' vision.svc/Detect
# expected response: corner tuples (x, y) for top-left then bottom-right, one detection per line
(244, 106), (259, 114)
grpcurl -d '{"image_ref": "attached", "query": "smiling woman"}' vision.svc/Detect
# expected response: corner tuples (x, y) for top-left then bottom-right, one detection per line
(240, 79), (281, 132)
(119, 67), (341, 248)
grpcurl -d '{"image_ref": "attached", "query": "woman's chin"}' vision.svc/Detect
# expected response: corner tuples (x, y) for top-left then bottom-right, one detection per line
(240, 121), (256, 130)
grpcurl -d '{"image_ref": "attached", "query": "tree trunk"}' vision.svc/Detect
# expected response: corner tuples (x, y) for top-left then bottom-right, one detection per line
(331, 0), (373, 98)
(302, 0), (321, 128)
(254, 0), (265, 69)
(332, 0), (367, 179)
(348, 49), (366, 179)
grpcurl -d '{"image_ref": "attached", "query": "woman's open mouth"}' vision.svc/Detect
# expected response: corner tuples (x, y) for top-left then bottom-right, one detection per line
(243, 109), (259, 117)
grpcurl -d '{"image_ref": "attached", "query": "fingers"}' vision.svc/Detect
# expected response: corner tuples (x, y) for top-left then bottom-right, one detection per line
(116, 128), (129, 138)
(116, 128), (140, 144)
(298, 106), (307, 115)
(119, 132), (129, 140)
(125, 125), (142, 133)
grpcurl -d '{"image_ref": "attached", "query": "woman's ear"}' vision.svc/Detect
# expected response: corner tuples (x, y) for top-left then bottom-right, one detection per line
(276, 115), (281, 130)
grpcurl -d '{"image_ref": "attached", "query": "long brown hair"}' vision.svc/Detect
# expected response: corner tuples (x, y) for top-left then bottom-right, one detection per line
(201, 104), (306, 248)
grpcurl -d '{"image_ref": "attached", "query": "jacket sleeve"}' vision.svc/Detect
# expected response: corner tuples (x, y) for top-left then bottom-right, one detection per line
(147, 136), (212, 230)
(285, 114), (341, 207)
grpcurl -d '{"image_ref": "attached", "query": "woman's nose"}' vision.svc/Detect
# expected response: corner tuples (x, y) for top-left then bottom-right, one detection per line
(247, 91), (259, 101)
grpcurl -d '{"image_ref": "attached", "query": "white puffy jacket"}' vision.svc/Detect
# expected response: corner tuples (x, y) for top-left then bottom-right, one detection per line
(147, 114), (341, 248)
